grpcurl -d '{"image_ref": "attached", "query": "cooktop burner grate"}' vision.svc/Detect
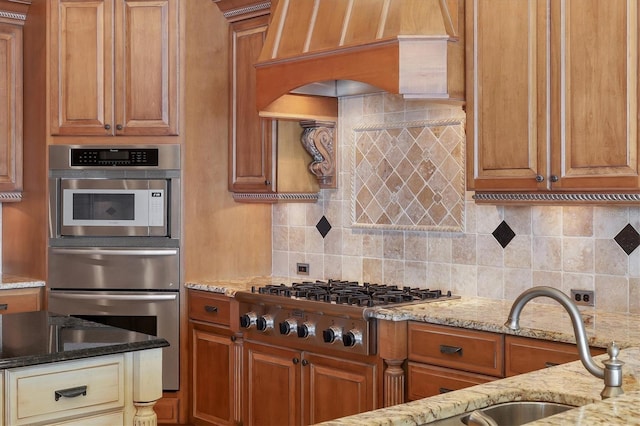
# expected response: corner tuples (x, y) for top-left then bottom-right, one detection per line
(251, 279), (453, 307)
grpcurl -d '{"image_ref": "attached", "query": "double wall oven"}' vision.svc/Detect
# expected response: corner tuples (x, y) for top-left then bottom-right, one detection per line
(47, 145), (181, 391)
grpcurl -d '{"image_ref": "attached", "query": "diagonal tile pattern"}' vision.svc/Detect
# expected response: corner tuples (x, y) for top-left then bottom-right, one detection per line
(352, 119), (465, 231)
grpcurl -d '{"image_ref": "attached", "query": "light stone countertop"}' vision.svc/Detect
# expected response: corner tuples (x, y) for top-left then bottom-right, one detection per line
(0, 274), (45, 289)
(185, 278), (640, 425)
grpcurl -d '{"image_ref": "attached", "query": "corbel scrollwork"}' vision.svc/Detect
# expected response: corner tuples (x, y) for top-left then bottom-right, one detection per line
(300, 120), (336, 189)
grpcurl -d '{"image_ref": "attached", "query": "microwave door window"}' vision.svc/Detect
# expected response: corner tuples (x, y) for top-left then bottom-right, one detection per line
(73, 193), (135, 221)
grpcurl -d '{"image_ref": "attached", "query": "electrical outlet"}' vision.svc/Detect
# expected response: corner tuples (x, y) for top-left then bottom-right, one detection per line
(570, 289), (595, 307)
(297, 263), (310, 275)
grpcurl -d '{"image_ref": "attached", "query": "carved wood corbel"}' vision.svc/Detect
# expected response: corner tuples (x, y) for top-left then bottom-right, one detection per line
(300, 120), (337, 189)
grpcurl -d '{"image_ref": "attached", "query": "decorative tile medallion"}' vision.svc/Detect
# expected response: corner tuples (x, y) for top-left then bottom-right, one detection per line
(351, 119), (465, 231)
(614, 223), (640, 255)
(316, 215), (332, 238)
(492, 221), (516, 248)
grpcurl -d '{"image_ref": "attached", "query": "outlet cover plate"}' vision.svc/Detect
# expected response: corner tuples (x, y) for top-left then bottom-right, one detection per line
(570, 289), (595, 307)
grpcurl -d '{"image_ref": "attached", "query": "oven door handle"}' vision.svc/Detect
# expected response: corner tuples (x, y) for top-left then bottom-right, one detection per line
(50, 293), (178, 302)
(50, 248), (178, 256)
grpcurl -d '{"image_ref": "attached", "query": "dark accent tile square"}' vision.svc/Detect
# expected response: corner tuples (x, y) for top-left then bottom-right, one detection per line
(614, 224), (640, 255)
(492, 221), (516, 248)
(316, 216), (332, 238)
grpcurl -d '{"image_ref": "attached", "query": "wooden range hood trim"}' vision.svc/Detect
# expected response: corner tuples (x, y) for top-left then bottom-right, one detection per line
(256, 36), (456, 112)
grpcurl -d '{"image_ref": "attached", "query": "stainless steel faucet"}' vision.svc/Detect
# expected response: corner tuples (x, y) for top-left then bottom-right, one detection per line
(504, 286), (624, 399)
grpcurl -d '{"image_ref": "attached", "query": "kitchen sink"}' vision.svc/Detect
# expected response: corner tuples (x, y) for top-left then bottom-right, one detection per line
(427, 401), (575, 425)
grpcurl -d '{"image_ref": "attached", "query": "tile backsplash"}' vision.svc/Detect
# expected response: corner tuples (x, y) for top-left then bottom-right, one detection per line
(272, 93), (640, 314)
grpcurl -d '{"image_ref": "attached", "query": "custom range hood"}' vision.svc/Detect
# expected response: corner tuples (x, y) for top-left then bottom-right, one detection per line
(256, 0), (465, 115)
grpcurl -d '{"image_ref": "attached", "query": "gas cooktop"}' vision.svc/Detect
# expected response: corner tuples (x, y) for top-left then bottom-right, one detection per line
(245, 279), (458, 308)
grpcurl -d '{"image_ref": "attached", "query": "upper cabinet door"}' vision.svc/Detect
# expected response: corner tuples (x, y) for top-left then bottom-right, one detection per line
(468, 0), (640, 192)
(114, 0), (179, 136)
(50, 0), (179, 136)
(50, 0), (114, 136)
(0, 22), (23, 193)
(467, 0), (548, 191)
(550, 0), (639, 190)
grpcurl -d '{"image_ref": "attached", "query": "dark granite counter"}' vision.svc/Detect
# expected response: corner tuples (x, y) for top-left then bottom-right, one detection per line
(0, 310), (169, 369)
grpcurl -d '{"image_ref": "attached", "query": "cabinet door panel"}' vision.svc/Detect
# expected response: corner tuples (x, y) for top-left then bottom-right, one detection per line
(552, 0), (639, 189)
(192, 327), (237, 425)
(468, 0), (547, 191)
(0, 23), (22, 191)
(303, 353), (376, 425)
(115, 0), (179, 135)
(50, 0), (113, 136)
(229, 17), (274, 192)
(243, 342), (300, 426)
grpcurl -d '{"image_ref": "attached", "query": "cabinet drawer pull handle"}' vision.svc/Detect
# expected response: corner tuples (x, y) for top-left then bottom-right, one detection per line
(204, 305), (218, 313)
(544, 362), (559, 368)
(0, 304), (8, 310)
(439, 387), (453, 394)
(55, 385), (88, 401)
(440, 345), (463, 356)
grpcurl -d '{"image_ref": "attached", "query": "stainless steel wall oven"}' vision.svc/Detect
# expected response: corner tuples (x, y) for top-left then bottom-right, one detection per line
(47, 145), (181, 391)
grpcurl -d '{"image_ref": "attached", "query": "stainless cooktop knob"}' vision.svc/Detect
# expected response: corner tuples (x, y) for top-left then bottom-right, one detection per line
(256, 314), (274, 332)
(343, 329), (363, 347)
(322, 326), (343, 343)
(239, 312), (258, 329)
(279, 318), (298, 335)
(297, 322), (316, 339)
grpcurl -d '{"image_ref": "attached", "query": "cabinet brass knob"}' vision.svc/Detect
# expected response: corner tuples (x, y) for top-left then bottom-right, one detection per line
(116, 124), (123, 131)
(550, 175), (559, 182)
(535, 175), (544, 182)
(301, 359), (309, 366)
(292, 357), (299, 364)
(265, 180), (271, 185)
(104, 124), (111, 130)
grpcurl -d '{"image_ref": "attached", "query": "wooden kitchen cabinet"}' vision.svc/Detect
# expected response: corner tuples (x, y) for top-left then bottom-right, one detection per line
(0, 20), (22, 196)
(221, 3), (325, 201)
(188, 290), (241, 426)
(228, 14), (275, 194)
(407, 322), (504, 400)
(243, 340), (377, 425)
(50, 0), (179, 136)
(467, 0), (640, 192)
(505, 335), (605, 377)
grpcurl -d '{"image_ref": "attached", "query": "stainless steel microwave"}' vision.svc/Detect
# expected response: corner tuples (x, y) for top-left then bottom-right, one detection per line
(48, 144), (181, 239)
(59, 178), (168, 237)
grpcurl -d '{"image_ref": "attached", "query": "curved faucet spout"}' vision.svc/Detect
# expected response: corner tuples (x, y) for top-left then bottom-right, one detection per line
(505, 286), (624, 399)
(505, 286), (602, 377)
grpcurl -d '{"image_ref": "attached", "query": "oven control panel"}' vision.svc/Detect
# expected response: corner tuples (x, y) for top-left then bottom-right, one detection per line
(238, 303), (375, 356)
(71, 148), (160, 167)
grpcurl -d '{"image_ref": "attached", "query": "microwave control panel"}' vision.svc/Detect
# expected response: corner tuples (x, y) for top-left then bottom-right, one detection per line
(71, 148), (159, 167)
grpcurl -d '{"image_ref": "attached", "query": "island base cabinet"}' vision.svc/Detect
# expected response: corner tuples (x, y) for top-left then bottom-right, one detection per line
(5, 354), (126, 425)
(2, 349), (163, 426)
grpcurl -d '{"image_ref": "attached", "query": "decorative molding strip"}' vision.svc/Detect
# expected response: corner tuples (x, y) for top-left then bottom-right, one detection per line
(222, 1), (271, 19)
(353, 117), (465, 132)
(473, 192), (640, 204)
(233, 192), (319, 202)
(0, 11), (26, 21)
(0, 191), (22, 202)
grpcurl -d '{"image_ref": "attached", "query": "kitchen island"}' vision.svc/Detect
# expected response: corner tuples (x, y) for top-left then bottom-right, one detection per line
(0, 310), (168, 425)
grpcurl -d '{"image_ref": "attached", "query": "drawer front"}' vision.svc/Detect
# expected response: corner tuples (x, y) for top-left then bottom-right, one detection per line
(0, 289), (41, 314)
(6, 355), (124, 425)
(408, 323), (504, 377)
(407, 362), (495, 400)
(189, 290), (233, 326)
(505, 336), (606, 376)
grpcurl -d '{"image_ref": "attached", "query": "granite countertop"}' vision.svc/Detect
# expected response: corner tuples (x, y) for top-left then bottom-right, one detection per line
(320, 347), (640, 425)
(186, 277), (640, 425)
(0, 274), (45, 290)
(0, 311), (169, 369)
